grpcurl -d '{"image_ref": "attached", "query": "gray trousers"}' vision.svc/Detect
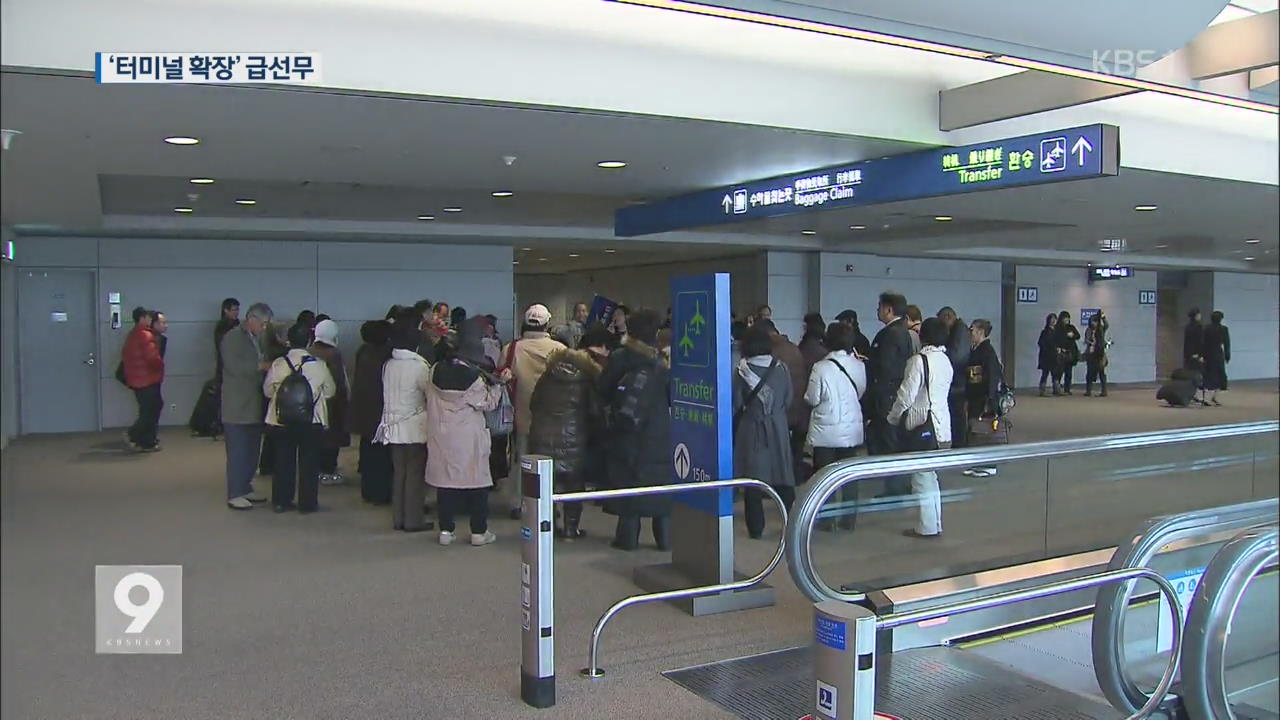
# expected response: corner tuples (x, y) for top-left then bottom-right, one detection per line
(224, 423), (263, 500)
(390, 444), (428, 531)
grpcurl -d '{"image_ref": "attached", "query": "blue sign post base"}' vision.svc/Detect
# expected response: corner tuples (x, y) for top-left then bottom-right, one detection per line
(632, 503), (775, 617)
(636, 272), (775, 616)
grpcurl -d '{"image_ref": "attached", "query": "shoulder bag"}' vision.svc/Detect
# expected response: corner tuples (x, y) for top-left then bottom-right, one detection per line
(898, 354), (938, 452)
(826, 357), (860, 397)
(733, 359), (778, 434)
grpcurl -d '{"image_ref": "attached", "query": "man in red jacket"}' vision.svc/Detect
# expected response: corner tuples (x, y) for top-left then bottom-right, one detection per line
(122, 306), (165, 451)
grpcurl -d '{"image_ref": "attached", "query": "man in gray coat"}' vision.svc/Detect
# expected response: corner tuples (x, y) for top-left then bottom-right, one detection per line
(221, 302), (274, 510)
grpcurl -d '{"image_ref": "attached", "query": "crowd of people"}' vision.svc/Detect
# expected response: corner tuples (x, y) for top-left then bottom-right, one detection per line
(1182, 307), (1232, 406)
(118, 290), (1019, 547)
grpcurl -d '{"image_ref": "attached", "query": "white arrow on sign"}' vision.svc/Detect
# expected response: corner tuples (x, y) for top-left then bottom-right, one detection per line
(721, 195), (732, 214)
(1072, 136), (1093, 166)
(673, 443), (691, 480)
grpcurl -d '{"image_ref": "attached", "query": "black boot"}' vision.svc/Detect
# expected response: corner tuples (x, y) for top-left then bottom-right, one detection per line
(562, 504), (586, 540)
(611, 515), (640, 550)
(652, 515), (671, 551)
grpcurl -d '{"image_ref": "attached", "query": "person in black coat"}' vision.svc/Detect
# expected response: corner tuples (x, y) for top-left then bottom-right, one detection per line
(1037, 313), (1060, 396)
(528, 327), (609, 539)
(597, 309), (671, 551)
(865, 292), (915, 497)
(1083, 311), (1110, 397)
(966, 319), (1005, 418)
(1054, 311), (1081, 395)
(937, 307), (971, 447)
(1183, 308), (1205, 372)
(349, 320), (393, 504)
(836, 309), (872, 358)
(1202, 311), (1231, 405)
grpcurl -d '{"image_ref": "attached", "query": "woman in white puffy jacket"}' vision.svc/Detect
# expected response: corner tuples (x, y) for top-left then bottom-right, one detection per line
(887, 318), (954, 539)
(804, 323), (867, 530)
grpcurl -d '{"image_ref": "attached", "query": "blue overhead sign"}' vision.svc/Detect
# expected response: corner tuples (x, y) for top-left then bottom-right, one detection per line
(616, 124), (1119, 236)
(670, 273), (733, 516)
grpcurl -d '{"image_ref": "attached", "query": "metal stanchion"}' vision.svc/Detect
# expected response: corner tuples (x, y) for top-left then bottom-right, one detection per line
(519, 455), (555, 708)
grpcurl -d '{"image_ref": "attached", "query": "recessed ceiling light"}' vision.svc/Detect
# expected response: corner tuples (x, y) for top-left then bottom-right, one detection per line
(1154, 244), (1169, 249)
(235, 199), (256, 206)
(605, 248), (617, 253)
(189, 178), (214, 185)
(538, 257), (548, 261)
(521, 247), (533, 251)
(596, 161), (627, 169)
(416, 215), (435, 221)
(849, 225), (866, 230)
(801, 230), (818, 235)
(512, 261), (520, 265)
(1244, 256), (1256, 261)
(164, 136), (199, 145)
(933, 215), (953, 222)
(568, 253), (580, 258)
(173, 207), (194, 213)
(491, 191), (514, 198)
(1245, 238), (1260, 244)
(1134, 204), (1158, 211)
(442, 207), (463, 213)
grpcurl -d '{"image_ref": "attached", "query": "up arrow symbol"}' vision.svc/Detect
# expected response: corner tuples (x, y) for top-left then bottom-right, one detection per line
(722, 195), (732, 213)
(1072, 136), (1093, 166)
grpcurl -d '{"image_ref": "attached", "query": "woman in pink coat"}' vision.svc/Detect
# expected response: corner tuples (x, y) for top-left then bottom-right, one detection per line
(426, 318), (507, 547)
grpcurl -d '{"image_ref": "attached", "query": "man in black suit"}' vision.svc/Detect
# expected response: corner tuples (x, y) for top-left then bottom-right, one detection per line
(865, 292), (915, 496)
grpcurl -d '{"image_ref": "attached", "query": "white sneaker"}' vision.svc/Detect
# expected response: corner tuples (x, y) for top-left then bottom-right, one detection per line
(226, 496), (253, 510)
(438, 531), (455, 546)
(470, 531), (497, 547)
(245, 489), (268, 503)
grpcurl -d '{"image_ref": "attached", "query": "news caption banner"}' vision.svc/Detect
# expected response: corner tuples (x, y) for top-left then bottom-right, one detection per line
(616, 124), (1119, 236)
(95, 53), (322, 84)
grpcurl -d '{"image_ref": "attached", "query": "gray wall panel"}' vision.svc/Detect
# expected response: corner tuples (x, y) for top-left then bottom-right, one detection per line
(15, 237), (98, 268)
(317, 242), (510, 271)
(98, 268), (319, 324)
(99, 238), (315, 269)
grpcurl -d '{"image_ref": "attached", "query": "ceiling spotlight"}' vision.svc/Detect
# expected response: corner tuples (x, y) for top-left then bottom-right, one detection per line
(596, 161), (627, 169)
(521, 247), (533, 251)
(801, 230), (818, 235)
(933, 215), (953, 222)
(189, 178), (214, 185)
(1134, 204), (1158, 211)
(1244, 238), (1260, 244)
(538, 257), (548, 261)
(850, 225), (866, 230)
(1100, 247), (1112, 252)
(1154, 244), (1169, 249)
(416, 215), (435, 221)
(512, 261), (520, 265)
(568, 253), (581, 258)
(442, 207), (463, 213)
(1244, 256), (1256, 261)
(164, 136), (200, 145)
(173, 207), (194, 213)
(491, 191), (514, 198)
(605, 248), (617, 253)
(235, 199), (256, 206)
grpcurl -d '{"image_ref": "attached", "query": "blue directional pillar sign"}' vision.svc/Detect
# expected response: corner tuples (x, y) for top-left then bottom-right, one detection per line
(670, 273), (732, 515)
(616, 124), (1119, 236)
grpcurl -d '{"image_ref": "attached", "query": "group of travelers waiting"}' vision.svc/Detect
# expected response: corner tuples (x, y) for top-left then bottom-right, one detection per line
(1036, 310), (1111, 397)
(126, 289), (1013, 549)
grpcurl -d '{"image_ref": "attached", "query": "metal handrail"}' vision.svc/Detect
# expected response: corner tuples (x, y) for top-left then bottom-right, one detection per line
(877, 566), (1185, 720)
(1092, 499), (1279, 714)
(551, 478), (788, 679)
(1180, 523), (1279, 720)
(786, 421), (1278, 604)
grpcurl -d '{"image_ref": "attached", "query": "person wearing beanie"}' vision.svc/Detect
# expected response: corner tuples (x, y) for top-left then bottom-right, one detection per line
(597, 308), (673, 550)
(307, 319), (350, 485)
(426, 318), (508, 546)
(499, 303), (567, 519)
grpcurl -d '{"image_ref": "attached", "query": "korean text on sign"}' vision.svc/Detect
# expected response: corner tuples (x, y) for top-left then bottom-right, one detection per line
(96, 53), (322, 84)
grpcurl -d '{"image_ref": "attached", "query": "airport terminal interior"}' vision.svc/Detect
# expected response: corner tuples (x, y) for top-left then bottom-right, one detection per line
(1, 1), (1278, 718)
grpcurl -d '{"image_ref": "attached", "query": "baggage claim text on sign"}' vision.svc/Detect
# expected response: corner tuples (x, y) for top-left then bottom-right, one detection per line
(616, 124), (1119, 236)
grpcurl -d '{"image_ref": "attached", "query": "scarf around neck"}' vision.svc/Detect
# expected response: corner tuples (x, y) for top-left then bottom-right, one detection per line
(737, 354), (777, 409)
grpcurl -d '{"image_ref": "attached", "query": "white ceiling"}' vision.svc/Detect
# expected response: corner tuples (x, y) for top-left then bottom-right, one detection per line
(1, 70), (1277, 274)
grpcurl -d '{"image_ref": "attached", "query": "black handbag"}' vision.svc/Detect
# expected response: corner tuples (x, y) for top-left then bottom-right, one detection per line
(898, 354), (939, 452)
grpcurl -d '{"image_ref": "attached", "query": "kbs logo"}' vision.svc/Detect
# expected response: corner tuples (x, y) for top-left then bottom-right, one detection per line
(95, 565), (182, 654)
(1091, 49), (1174, 77)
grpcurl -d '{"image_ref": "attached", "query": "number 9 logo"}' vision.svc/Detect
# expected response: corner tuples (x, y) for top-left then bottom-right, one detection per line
(114, 572), (164, 633)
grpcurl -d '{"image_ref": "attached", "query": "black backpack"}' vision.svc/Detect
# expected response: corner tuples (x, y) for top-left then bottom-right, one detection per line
(609, 358), (663, 433)
(275, 355), (317, 426)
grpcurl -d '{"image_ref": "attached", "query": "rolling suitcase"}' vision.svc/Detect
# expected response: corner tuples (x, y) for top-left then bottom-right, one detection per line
(188, 378), (222, 438)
